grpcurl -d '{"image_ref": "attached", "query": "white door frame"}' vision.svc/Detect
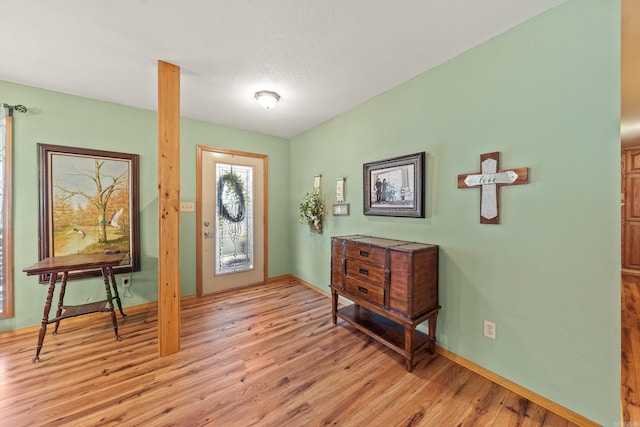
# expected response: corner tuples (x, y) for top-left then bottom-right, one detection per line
(196, 145), (268, 296)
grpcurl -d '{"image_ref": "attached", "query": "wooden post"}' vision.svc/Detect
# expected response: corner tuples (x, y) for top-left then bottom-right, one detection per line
(157, 60), (181, 356)
(2, 116), (13, 317)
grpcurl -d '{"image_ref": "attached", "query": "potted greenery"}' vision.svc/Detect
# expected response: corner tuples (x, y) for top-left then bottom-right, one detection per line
(299, 189), (325, 234)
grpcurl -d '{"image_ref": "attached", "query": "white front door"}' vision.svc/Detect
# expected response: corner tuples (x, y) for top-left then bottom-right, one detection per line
(197, 146), (266, 295)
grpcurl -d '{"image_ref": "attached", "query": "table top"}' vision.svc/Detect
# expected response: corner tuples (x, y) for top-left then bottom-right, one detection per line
(22, 253), (127, 275)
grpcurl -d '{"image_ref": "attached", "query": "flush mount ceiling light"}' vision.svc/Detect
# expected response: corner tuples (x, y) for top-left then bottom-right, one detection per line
(254, 90), (280, 110)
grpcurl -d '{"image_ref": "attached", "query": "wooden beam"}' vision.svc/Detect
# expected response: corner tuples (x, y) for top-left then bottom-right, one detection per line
(2, 116), (14, 317)
(157, 60), (181, 356)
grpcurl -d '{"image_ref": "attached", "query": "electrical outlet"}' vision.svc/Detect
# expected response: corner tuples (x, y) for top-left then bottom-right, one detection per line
(484, 320), (496, 339)
(122, 277), (131, 288)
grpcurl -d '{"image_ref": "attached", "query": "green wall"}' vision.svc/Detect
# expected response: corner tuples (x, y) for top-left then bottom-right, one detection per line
(0, 80), (291, 332)
(290, 0), (620, 424)
(0, 0), (621, 424)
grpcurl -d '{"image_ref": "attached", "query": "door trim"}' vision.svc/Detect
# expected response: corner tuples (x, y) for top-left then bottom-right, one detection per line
(196, 145), (269, 297)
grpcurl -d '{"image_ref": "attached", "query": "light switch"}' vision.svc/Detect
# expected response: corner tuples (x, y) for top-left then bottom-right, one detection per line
(180, 202), (195, 212)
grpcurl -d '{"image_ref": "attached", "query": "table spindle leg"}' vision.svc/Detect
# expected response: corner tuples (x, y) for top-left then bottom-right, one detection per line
(53, 271), (68, 334)
(33, 271), (58, 362)
(108, 267), (126, 318)
(101, 267), (120, 340)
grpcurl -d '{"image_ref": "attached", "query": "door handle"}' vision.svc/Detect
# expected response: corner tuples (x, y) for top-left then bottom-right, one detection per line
(203, 231), (215, 239)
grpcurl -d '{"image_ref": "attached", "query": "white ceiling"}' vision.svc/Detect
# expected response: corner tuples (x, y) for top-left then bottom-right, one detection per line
(0, 0), (571, 139)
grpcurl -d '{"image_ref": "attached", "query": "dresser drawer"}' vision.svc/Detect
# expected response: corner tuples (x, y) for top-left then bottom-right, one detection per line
(345, 277), (385, 306)
(345, 260), (385, 286)
(346, 243), (386, 265)
(330, 235), (440, 372)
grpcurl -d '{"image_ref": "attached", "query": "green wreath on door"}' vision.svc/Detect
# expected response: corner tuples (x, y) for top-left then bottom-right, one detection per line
(217, 172), (246, 223)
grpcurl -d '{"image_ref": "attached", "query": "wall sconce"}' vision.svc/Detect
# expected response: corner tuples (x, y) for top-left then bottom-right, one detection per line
(254, 90), (280, 110)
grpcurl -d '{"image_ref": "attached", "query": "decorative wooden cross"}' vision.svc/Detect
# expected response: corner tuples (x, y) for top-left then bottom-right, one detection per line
(457, 152), (529, 224)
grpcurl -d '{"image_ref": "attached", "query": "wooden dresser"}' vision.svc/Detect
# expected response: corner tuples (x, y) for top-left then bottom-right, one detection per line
(330, 235), (439, 371)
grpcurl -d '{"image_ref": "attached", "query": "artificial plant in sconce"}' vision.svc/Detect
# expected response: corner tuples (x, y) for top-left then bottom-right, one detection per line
(299, 189), (325, 234)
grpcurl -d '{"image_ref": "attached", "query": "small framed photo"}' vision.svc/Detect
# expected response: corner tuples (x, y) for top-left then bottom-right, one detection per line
(314, 174), (322, 191)
(333, 203), (350, 216)
(363, 152), (425, 218)
(336, 177), (345, 202)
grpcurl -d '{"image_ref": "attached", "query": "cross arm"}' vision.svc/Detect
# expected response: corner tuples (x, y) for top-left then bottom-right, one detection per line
(457, 167), (528, 188)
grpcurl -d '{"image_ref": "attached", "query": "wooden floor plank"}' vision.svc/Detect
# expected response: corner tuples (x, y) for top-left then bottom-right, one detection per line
(0, 276), (582, 426)
(623, 274), (640, 426)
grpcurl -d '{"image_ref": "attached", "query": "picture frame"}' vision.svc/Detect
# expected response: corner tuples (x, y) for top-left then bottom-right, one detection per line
(363, 152), (425, 217)
(38, 144), (140, 281)
(333, 203), (350, 216)
(336, 177), (345, 202)
(314, 174), (322, 191)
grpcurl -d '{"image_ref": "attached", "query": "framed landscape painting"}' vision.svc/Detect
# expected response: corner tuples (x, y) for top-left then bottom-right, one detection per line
(38, 144), (140, 281)
(363, 152), (425, 218)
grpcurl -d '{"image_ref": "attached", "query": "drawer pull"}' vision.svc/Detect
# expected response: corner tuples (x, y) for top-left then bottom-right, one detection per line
(357, 286), (368, 294)
(359, 268), (369, 275)
(358, 250), (369, 257)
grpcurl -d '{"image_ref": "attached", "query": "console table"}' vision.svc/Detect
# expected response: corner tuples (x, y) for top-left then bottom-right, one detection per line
(330, 235), (439, 371)
(22, 253), (127, 362)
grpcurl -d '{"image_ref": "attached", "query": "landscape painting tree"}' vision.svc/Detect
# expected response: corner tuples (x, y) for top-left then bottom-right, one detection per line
(51, 155), (129, 256)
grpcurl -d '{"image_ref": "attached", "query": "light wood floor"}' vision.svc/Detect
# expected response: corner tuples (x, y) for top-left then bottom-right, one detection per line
(623, 274), (640, 425)
(0, 277), (578, 426)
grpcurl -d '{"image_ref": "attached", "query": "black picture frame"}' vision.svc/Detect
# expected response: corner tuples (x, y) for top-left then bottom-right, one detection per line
(38, 144), (140, 281)
(363, 152), (425, 217)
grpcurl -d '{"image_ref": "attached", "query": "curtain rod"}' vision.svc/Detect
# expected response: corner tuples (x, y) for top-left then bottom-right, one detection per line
(2, 103), (28, 117)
